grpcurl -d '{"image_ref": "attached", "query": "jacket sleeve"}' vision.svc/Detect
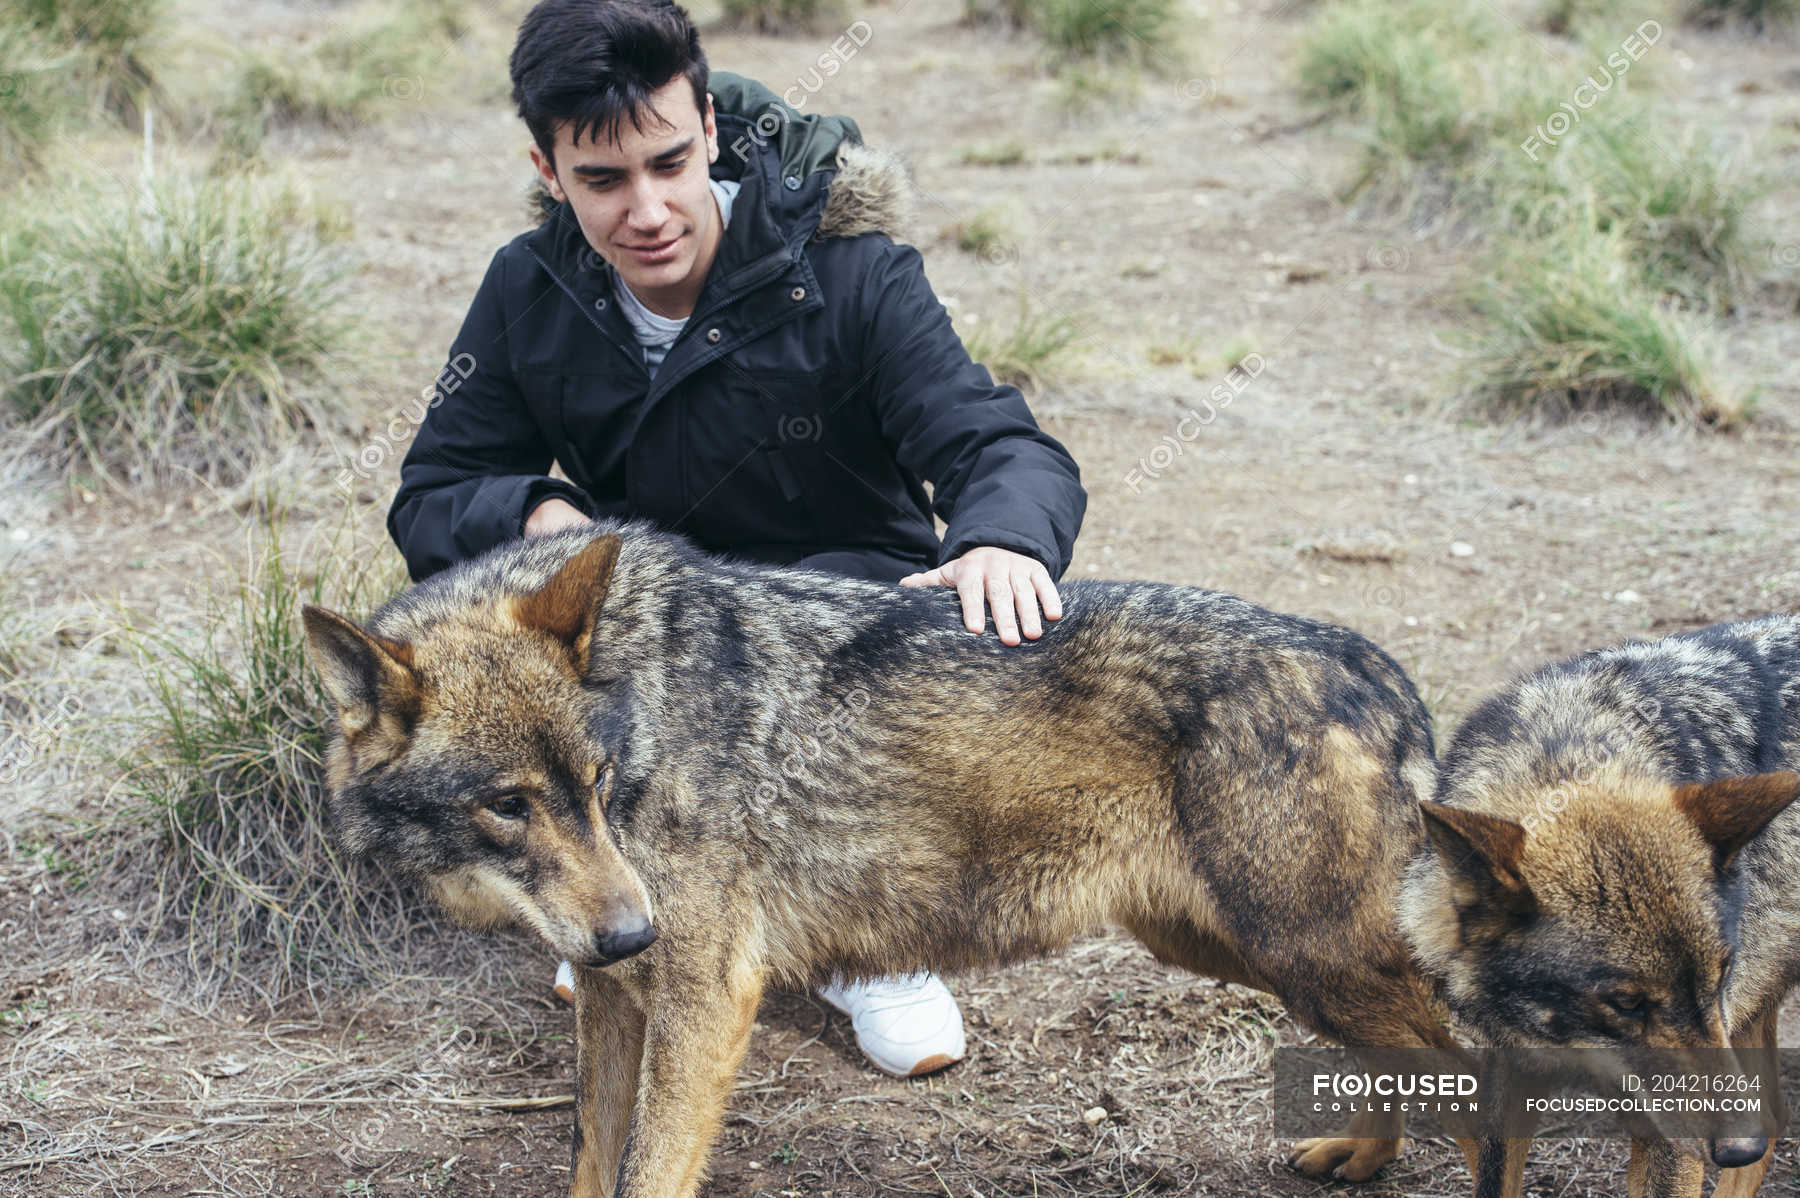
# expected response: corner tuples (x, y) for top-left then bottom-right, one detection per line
(858, 241), (1087, 580)
(386, 249), (597, 582)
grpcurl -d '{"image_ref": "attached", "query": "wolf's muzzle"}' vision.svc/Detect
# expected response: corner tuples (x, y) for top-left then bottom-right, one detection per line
(1709, 1136), (1767, 1168)
(591, 918), (658, 965)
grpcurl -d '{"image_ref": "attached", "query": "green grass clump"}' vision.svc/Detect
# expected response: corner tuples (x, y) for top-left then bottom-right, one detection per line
(1465, 227), (1737, 425)
(1685, 0), (1796, 27)
(951, 205), (1021, 260)
(1032, 0), (1176, 60)
(0, 22), (77, 175)
(960, 141), (1031, 167)
(718, 0), (845, 33)
(965, 0), (1179, 64)
(108, 519), (416, 1000)
(1499, 117), (1750, 304)
(963, 295), (1080, 395)
(0, 174), (349, 481)
(1540, 0), (1639, 34)
(225, 0), (465, 138)
(1297, 0), (1512, 194)
(2, 0), (161, 123)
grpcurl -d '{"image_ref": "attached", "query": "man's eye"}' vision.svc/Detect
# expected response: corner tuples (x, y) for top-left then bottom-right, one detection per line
(587, 177), (619, 190)
(487, 795), (530, 821)
(659, 160), (686, 173)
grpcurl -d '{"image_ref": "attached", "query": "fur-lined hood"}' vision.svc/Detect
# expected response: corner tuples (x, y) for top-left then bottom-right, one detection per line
(811, 142), (913, 240)
(527, 140), (914, 242)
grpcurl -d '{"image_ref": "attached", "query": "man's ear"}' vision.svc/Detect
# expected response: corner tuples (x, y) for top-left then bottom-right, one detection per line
(1673, 772), (1800, 875)
(302, 606), (420, 736)
(509, 534), (621, 677)
(529, 141), (566, 203)
(703, 93), (718, 162)
(1419, 802), (1538, 926)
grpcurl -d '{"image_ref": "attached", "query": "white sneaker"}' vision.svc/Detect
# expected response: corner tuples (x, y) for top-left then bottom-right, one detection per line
(553, 960), (575, 1004)
(818, 972), (966, 1078)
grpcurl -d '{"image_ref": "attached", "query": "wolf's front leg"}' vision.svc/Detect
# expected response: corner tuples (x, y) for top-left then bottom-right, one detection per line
(1624, 1139), (1702, 1198)
(610, 953), (767, 1198)
(570, 966), (647, 1198)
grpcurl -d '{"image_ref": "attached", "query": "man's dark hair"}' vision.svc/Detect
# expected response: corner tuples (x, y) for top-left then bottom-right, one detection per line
(510, 0), (709, 162)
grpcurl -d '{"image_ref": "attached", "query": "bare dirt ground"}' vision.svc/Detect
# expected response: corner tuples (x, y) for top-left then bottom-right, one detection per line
(4, 0), (1800, 1193)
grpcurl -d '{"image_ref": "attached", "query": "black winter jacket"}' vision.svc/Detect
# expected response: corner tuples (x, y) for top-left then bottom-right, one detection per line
(387, 75), (1086, 585)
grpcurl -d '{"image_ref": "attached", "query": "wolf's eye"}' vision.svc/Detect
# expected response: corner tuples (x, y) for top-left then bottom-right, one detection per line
(487, 795), (530, 821)
(1605, 992), (1646, 1016)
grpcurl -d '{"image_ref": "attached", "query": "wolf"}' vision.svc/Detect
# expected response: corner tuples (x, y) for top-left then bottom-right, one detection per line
(1399, 615), (1800, 1198)
(303, 522), (1473, 1198)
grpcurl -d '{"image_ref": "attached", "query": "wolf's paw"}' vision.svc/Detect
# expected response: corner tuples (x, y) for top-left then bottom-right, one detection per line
(1286, 1136), (1403, 1182)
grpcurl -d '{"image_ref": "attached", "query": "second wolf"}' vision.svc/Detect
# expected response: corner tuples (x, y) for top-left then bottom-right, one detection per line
(1401, 615), (1800, 1197)
(303, 523), (1476, 1198)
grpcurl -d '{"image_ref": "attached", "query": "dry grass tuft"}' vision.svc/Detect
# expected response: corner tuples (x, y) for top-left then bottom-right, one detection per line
(77, 512), (460, 1007)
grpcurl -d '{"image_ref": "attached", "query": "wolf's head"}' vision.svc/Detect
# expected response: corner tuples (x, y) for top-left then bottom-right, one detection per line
(1400, 771), (1799, 1161)
(302, 534), (657, 968)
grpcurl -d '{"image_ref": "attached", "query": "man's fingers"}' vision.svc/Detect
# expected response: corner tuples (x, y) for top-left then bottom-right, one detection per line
(1034, 571), (1063, 622)
(955, 570), (987, 635)
(987, 574), (1020, 645)
(1013, 574), (1044, 640)
(900, 567), (947, 588)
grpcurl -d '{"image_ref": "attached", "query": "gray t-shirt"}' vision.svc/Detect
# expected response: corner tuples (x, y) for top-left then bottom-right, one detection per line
(613, 178), (742, 374)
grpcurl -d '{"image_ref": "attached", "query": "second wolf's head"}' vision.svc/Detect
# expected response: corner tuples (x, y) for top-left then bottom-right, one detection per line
(1399, 770), (1799, 1160)
(302, 534), (659, 968)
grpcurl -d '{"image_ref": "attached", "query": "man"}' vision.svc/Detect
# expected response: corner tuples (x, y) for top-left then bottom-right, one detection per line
(386, 0), (1086, 1079)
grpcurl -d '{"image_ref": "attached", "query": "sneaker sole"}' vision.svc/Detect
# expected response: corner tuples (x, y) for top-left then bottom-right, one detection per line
(900, 1052), (960, 1079)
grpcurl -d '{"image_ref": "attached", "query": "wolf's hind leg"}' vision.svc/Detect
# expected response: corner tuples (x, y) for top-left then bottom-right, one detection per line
(571, 967), (646, 1198)
(611, 952), (767, 1198)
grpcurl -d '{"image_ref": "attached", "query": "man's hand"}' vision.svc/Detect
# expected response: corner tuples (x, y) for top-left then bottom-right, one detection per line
(525, 496), (591, 538)
(900, 547), (1063, 647)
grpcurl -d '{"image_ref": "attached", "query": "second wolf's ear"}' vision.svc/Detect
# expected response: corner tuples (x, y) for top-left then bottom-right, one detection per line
(509, 534), (621, 676)
(1673, 771), (1800, 875)
(302, 606), (420, 735)
(1419, 802), (1537, 925)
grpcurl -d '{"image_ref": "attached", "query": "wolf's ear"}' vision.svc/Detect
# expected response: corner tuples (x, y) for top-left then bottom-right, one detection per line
(301, 606), (421, 735)
(1673, 771), (1800, 875)
(509, 534), (621, 676)
(1419, 802), (1537, 923)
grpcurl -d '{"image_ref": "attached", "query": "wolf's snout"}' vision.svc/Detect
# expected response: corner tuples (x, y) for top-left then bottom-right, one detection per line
(1709, 1136), (1767, 1168)
(592, 918), (658, 964)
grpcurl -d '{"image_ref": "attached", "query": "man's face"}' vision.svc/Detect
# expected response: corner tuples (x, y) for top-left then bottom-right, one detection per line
(531, 76), (721, 316)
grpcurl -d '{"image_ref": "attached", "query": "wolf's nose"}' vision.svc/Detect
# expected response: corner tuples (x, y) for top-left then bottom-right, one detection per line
(595, 920), (658, 963)
(1709, 1136), (1768, 1168)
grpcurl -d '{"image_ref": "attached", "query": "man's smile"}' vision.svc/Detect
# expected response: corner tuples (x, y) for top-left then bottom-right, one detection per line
(620, 233), (683, 263)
